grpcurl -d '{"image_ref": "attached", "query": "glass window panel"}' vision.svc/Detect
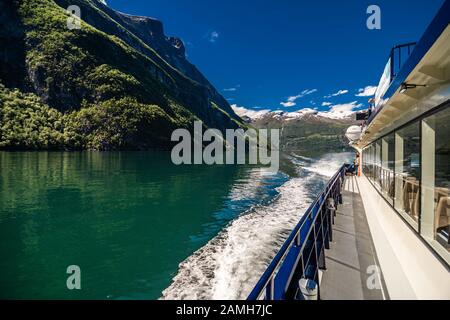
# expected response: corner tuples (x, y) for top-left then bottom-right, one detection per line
(381, 134), (395, 204)
(371, 143), (375, 182)
(363, 146), (371, 179)
(374, 140), (382, 190)
(394, 121), (420, 229)
(421, 107), (450, 260)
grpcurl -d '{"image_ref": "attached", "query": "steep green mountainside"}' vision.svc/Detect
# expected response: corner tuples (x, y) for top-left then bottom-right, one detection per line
(250, 113), (353, 152)
(0, 0), (243, 150)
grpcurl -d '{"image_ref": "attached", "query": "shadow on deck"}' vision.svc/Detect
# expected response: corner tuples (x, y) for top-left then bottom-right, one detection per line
(320, 175), (386, 300)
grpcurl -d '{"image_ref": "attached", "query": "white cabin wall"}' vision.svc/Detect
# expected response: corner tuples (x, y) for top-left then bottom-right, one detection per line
(357, 175), (450, 299)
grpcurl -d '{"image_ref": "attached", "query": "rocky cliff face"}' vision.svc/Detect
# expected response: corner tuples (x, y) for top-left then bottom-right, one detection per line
(52, 0), (236, 123)
(0, 1), (28, 90)
(0, 0), (243, 150)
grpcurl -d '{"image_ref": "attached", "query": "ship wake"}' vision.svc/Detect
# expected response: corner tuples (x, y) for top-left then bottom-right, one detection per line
(161, 152), (351, 300)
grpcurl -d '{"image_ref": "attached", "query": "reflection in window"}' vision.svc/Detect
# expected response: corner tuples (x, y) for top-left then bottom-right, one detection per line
(422, 107), (450, 258)
(374, 140), (382, 190)
(394, 121), (420, 228)
(381, 134), (395, 204)
(363, 145), (374, 181)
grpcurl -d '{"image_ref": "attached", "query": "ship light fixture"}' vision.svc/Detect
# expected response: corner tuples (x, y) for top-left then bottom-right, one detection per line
(400, 83), (427, 93)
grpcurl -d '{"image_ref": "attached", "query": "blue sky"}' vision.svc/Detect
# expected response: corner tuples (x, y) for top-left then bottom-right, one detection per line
(106, 0), (444, 113)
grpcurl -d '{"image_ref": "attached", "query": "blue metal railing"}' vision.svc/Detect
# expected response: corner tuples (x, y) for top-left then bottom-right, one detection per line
(247, 164), (347, 300)
(368, 0), (450, 125)
(371, 42), (416, 115)
(389, 42), (416, 81)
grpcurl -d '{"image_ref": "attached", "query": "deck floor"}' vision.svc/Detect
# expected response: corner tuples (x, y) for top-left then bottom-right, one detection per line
(320, 175), (386, 300)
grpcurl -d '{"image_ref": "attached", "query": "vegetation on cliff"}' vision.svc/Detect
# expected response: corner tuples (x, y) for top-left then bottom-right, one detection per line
(0, 84), (190, 150)
(0, 0), (243, 150)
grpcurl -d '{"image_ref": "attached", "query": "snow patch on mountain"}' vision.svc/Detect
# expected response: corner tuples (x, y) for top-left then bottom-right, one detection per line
(230, 105), (271, 120)
(231, 102), (362, 122)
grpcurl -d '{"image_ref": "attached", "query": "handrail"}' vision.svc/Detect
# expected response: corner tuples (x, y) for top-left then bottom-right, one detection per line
(371, 42), (416, 118)
(247, 164), (347, 300)
(390, 42), (417, 81)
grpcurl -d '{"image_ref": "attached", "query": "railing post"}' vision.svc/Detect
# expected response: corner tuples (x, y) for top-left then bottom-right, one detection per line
(327, 197), (335, 242)
(390, 48), (395, 81)
(318, 245), (326, 270)
(326, 211), (332, 247)
(318, 207), (327, 270)
(324, 207), (330, 250)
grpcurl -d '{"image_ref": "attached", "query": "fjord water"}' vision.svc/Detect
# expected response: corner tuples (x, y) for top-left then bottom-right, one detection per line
(0, 151), (351, 299)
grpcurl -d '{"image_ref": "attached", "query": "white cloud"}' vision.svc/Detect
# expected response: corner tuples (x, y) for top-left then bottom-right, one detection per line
(317, 101), (363, 119)
(324, 89), (349, 98)
(231, 104), (270, 119)
(209, 31), (219, 43)
(321, 102), (332, 106)
(329, 101), (362, 112)
(335, 89), (349, 95)
(287, 95), (302, 102)
(223, 85), (240, 92)
(356, 85), (377, 97)
(280, 101), (297, 107)
(301, 89), (318, 95)
(280, 89), (317, 108)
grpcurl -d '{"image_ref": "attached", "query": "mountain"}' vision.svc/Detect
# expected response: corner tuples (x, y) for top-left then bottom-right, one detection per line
(233, 107), (357, 152)
(0, 0), (244, 150)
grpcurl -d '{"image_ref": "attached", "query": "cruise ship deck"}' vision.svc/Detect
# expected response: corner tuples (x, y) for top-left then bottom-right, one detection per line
(321, 175), (385, 300)
(249, 0), (449, 300)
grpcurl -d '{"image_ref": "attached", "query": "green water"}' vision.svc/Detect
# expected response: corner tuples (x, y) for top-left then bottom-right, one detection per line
(0, 151), (287, 299)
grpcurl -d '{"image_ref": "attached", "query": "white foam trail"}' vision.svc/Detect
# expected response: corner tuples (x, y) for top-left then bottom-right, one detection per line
(161, 177), (312, 300)
(301, 152), (353, 178)
(291, 153), (313, 161)
(161, 153), (351, 300)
